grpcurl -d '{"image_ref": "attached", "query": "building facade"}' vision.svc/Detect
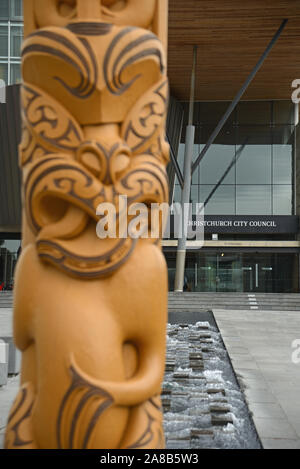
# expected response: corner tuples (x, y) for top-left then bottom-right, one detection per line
(165, 100), (299, 293)
(0, 0), (22, 289)
(0, 0), (23, 85)
(0, 1), (300, 294)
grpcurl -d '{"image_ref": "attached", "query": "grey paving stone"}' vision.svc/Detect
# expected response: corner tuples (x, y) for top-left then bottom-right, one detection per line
(248, 403), (287, 420)
(224, 346), (250, 355)
(261, 438), (300, 449)
(239, 378), (270, 391)
(253, 417), (298, 440)
(244, 389), (277, 404)
(231, 359), (260, 371)
(214, 309), (300, 449)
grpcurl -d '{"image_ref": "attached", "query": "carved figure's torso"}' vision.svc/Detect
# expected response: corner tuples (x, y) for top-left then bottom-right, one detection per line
(5, 0), (169, 450)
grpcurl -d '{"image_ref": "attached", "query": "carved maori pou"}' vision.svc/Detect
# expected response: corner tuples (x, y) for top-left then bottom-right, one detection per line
(5, 0), (169, 449)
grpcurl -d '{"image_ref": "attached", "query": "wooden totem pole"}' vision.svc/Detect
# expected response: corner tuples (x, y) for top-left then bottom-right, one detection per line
(5, 0), (169, 449)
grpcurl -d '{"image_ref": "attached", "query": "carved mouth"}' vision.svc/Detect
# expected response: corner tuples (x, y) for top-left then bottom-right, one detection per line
(66, 21), (114, 36)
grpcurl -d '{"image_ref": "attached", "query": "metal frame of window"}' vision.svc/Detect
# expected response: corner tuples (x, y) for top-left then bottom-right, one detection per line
(10, 0), (23, 21)
(172, 109), (295, 217)
(0, 20), (22, 85)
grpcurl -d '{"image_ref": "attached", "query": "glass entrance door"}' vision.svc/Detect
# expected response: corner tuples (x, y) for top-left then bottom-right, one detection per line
(242, 255), (277, 293)
(193, 252), (244, 293)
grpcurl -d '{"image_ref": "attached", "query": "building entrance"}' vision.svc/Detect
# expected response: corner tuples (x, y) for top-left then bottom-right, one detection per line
(166, 251), (299, 293)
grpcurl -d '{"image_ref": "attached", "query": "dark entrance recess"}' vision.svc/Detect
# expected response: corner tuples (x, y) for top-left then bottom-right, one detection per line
(165, 251), (299, 293)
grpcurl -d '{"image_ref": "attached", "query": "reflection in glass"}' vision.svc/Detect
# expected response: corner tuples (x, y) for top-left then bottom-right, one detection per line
(0, 63), (8, 84)
(10, 0), (23, 19)
(199, 185), (235, 215)
(173, 184), (181, 204)
(174, 101), (295, 215)
(10, 25), (23, 57)
(273, 185), (292, 215)
(236, 185), (272, 215)
(236, 144), (271, 184)
(191, 185), (198, 214)
(0, 0), (9, 20)
(199, 142), (235, 185)
(0, 25), (8, 57)
(10, 63), (21, 84)
(236, 126), (272, 184)
(273, 125), (293, 184)
(177, 143), (185, 172)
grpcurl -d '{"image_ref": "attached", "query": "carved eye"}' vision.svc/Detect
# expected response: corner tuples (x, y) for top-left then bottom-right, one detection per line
(80, 151), (102, 177)
(101, 0), (127, 12)
(57, 0), (76, 18)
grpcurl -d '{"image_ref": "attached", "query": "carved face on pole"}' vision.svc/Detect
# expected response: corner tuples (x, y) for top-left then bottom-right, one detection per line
(5, 0), (169, 450)
(20, 0), (169, 278)
(27, 0), (158, 32)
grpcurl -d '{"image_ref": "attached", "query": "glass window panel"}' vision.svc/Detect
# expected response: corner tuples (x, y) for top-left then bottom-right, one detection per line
(177, 143), (185, 172)
(236, 185), (272, 215)
(198, 102), (235, 125)
(0, 0), (9, 20)
(273, 126), (293, 184)
(236, 126), (272, 184)
(192, 143), (200, 184)
(0, 25), (8, 57)
(10, 25), (23, 57)
(10, 0), (23, 19)
(191, 185), (198, 214)
(198, 125), (235, 184)
(273, 185), (292, 215)
(200, 185), (235, 215)
(273, 101), (294, 125)
(237, 101), (271, 124)
(0, 63), (8, 84)
(173, 184), (181, 204)
(10, 63), (21, 84)
(273, 124), (294, 145)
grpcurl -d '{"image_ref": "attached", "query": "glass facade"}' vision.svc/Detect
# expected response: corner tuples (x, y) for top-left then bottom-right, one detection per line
(173, 101), (295, 216)
(168, 100), (298, 293)
(0, 0), (23, 85)
(165, 251), (299, 294)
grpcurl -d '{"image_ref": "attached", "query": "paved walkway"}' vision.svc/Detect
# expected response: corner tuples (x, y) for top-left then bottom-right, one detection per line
(0, 304), (16, 449)
(213, 309), (300, 449)
(0, 376), (19, 448)
(2, 305), (300, 449)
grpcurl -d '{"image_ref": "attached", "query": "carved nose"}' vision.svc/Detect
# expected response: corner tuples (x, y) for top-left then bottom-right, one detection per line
(110, 151), (131, 183)
(77, 141), (131, 185)
(77, 0), (101, 19)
